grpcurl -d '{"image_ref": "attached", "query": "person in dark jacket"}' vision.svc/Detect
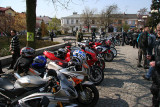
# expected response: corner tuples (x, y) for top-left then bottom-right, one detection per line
(50, 31), (54, 41)
(132, 29), (139, 48)
(147, 23), (160, 107)
(0, 61), (4, 74)
(91, 30), (96, 42)
(137, 26), (148, 69)
(8, 30), (20, 69)
(122, 30), (127, 46)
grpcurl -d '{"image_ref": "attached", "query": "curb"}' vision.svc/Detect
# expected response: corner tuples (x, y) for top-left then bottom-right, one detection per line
(0, 43), (68, 66)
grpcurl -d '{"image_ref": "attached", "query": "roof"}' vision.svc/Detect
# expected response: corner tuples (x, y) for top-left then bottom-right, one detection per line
(0, 7), (14, 12)
(62, 13), (138, 19)
(37, 16), (52, 23)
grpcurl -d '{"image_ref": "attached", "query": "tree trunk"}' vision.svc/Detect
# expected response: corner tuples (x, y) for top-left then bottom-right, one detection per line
(26, 0), (37, 49)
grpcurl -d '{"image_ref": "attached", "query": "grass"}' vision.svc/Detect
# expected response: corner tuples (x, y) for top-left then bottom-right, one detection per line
(0, 35), (60, 57)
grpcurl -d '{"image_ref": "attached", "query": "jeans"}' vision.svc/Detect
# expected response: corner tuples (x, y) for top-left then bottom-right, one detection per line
(146, 66), (154, 79)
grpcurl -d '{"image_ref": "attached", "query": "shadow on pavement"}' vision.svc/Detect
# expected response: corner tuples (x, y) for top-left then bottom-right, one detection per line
(96, 94), (129, 107)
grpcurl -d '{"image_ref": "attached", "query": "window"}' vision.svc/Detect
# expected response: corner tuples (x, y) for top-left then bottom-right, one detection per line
(8, 13), (12, 16)
(132, 20), (135, 25)
(118, 20), (122, 24)
(71, 19), (74, 24)
(125, 21), (128, 24)
(101, 21), (104, 24)
(92, 20), (95, 24)
(67, 19), (69, 24)
(76, 20), (78, 24)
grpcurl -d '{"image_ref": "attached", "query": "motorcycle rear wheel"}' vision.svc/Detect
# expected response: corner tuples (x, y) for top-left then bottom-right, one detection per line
(104, 51), (114, 62)
(110, 47), (117, 57)
(96, 59), (105, 70)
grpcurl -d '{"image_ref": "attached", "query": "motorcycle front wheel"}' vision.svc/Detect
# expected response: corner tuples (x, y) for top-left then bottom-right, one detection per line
(76, 84), (99, 107)
(88, 66), (104, 85)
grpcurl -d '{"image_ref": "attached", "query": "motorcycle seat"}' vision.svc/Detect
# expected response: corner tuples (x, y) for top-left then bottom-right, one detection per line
(0, 78), (14, 90)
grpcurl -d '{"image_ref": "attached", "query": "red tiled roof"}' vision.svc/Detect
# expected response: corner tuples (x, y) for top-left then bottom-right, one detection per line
(0, 7), (14, 12)
(36, 17), (42, 20)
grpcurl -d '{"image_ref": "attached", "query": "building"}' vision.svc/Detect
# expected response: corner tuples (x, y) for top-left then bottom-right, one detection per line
(0, 6), (15, 16)
(61, 12), (140, 33)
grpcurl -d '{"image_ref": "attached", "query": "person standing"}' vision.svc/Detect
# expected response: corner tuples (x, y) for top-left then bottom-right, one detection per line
(132, 29), (139, 48)
(91, 30), (96, 42)
(147, 23), (160, 107)
(122, 30), (127, 46)
(0, 61), (4, 74)
(76, 29), (83, 42)
(8, 30), (20, 70)
(50, 30), (54, 41)
(137, 26), (148, 69)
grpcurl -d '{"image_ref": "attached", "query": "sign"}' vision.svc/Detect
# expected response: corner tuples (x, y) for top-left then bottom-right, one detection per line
(27, 32), (34, 41)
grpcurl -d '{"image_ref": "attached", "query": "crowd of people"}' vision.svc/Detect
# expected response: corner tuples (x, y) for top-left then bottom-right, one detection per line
(122, 23), (160, 107)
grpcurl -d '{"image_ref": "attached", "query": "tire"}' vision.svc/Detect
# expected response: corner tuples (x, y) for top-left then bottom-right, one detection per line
(88, 66), (104, 85)
(76, 84), (99, 107)
(104, 51), (114, 62)
(95, 59), (105, 70)
(110, 47), (117, 57)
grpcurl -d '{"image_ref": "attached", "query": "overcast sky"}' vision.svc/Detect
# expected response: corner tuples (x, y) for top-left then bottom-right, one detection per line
(0, 0), (152, 18)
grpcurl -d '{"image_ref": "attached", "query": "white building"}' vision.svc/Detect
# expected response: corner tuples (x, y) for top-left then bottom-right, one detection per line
(61, 12), (139, 33)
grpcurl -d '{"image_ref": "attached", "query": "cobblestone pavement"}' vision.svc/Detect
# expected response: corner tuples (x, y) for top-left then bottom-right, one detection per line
(2, 41), (152, 107)
(96, 45), (152, 107)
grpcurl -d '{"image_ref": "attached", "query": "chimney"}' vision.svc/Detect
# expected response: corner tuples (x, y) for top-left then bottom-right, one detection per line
(6, 6), (11, 8)
(73, 12), (77, 15)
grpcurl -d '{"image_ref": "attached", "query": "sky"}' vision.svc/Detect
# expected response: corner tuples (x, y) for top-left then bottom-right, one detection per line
(0, 0), (152, 18)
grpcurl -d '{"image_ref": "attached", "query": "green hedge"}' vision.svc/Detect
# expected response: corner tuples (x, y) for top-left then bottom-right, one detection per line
(0, 35), (60, 57)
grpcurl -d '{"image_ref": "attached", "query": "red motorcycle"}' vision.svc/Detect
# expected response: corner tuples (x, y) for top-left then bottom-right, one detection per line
(43, 47), (104, 85)
(88, 40), (114, 62)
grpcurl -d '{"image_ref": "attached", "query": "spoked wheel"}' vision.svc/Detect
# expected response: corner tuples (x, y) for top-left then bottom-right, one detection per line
(104, 51), (114, 62)
(110, 47), (117, 57)
(76, 84), (99, 107)
(88, 66), (104, 85)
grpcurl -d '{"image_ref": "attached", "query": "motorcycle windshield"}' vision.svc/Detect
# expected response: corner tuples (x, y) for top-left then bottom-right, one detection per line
(57, 71), (75, 90)
(85, 47), (95, 54)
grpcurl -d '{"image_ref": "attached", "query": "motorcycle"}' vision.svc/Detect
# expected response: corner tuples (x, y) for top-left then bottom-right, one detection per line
(76, 43), (105, 70)
(88, 40), (114, 62)
(44, 47), (104, 85)
(47, 60), (99, 107)
(0, 70), (78, 107)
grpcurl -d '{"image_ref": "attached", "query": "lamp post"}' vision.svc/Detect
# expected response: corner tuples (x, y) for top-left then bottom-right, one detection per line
(142, 16), (148, 27)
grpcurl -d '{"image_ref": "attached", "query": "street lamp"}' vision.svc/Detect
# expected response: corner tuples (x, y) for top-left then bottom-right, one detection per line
(142, 16), (148, 27)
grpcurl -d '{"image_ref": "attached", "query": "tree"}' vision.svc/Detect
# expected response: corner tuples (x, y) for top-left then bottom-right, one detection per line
(150, 0), (160, 29)
(81, 7), (96, 32)
(0, 14), (14, 35)
(137, 8), (148, 15)
(26, 0), (37, 48)
(13, 13), (26, 32)
(100, 4), (119, 32)
(122, 24), (130, 32)
(48, 17), (61, 32)
(41, 20), (48, 36)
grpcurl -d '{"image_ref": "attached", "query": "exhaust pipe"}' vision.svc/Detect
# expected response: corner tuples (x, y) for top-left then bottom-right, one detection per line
(14, 73), (21, 79)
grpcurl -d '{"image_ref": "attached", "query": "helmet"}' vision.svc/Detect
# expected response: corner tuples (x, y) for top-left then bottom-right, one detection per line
(20, 47), (35, 57)
(72, 50), (86, 65)
(58, 48), (66, 58)
(32, 56), (47, 68)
